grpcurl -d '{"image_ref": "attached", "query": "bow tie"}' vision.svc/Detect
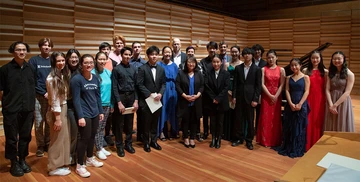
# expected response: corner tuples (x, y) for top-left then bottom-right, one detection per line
(150, 65), (157, 69)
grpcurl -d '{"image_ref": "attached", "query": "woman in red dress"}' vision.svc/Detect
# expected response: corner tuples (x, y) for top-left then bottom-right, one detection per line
(256, 50), (285, 147)
(303, 51), (327, 151)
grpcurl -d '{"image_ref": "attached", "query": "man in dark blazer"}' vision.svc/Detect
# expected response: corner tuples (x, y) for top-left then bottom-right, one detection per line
(137, 45), (166, 152)
(199, 41), (218, 140)
(251, 44), (267, 133)
(171, 38), (187, 70)
(231, 47), (262, 150)
(204, 57), (230, 149)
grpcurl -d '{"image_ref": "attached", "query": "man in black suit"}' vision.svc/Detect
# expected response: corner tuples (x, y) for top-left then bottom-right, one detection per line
(231, 47), (262, 150)
(137, 46), (166, 152)
(199, 41), (218, 140)
(251, 44), (267, 133)
(171, 38), (187, 70)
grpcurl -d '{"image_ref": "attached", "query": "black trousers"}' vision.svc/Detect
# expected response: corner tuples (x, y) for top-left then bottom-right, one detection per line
(67, 106), (78, 160)
(77, 116), (99, 165)
(136, 108), (143, 142)
(197, 112), (209, 135)
(142, 105), (161, 144)
(3, 111), (34, 160)
(113, 93), (135, 148)
(210, 111), (224, 138)
(182, 106), (197, 139)
(234, 101), (255, 143)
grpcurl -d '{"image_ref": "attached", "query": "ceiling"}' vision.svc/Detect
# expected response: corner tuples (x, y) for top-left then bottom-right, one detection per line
(159, 0), (356, 20)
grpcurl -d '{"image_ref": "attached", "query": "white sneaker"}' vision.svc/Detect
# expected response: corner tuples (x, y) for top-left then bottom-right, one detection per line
(86, 156), (103, 167)
(101, 148), (111, 156)
(76, 164), (90, 178)
(49, 168), (71, 176)
(96, 150), (107, 160)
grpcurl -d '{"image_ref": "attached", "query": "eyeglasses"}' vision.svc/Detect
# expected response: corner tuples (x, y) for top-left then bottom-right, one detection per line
(14, 49), (27, 52)
(83, 62), (94, 65)
(70, 56), (78, 59)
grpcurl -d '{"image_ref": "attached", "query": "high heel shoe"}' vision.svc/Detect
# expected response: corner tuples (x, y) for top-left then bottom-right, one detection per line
(184, 139), (190, 148)
(189, 139), (195, 148)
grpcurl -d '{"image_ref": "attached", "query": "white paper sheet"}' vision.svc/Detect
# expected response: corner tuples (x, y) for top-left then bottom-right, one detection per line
(145, 93), (162, 113)
(317, 152), (360, 171)
(229, 101), (235, 109)
(318, 163), (360, 182)
(122, 107), (135, 115)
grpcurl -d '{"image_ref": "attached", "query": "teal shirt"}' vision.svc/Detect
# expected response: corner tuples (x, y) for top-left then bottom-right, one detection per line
(91, 68), (113, 108)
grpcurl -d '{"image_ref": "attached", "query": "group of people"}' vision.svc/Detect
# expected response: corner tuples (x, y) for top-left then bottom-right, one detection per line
(0, 36), (355, 178)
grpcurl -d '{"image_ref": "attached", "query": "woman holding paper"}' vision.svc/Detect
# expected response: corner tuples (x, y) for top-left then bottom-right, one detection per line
(176, 56), (204, 148)
(91, 52), (113, 160)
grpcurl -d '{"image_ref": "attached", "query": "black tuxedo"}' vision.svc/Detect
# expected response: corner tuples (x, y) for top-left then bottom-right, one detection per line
(205, 68), (230, 138)
(136, 62), (166, 143)
(232, 63), (262, 144)
(176, 70), (204, 139)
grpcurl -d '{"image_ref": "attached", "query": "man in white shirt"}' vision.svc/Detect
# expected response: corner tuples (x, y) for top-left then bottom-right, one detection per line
(171, 38), (187, 69)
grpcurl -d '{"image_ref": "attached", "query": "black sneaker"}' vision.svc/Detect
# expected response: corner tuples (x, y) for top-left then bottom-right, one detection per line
(18, 159), (31, 173)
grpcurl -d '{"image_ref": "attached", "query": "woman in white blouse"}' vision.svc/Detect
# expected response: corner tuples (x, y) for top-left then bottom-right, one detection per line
(46, 52), (71, 176)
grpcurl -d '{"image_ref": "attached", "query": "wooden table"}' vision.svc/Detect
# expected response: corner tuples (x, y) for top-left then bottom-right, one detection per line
(279, 131), (360, 182)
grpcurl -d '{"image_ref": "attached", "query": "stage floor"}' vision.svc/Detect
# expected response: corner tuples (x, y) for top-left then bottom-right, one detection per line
(0, 96), (358, 182)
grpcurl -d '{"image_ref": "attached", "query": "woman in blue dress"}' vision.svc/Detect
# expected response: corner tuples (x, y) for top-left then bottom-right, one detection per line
(275, 58), (310, 158)
(157, 46), (179, 140)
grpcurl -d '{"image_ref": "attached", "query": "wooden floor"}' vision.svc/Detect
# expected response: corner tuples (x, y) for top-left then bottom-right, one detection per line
(0, 95), (359, 182)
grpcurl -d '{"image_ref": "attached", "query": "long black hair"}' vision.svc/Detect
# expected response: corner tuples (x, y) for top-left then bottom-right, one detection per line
(94, 52), (108, 82)
(305, 51), (325, 77)
(328, 51), (348, 79)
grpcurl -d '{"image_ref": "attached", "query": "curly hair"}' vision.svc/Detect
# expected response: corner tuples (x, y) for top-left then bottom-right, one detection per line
(328, 51), (348, 79)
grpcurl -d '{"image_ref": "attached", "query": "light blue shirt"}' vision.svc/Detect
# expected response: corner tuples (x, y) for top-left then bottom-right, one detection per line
(91, 68), (113, 107)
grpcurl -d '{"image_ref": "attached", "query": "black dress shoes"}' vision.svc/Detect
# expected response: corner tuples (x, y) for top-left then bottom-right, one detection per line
(143, 143), (151, 152)
(10, 159), (24, 177)
(117, 147), (125, 157)
(203, 132), (208, 140)
(215, 137), (221, 149)
(209, 136), (216, 148)
(18, 159), (31, 173)
(246, 142), (254, 150)
(150, 142), (162, 150)
(124, 145), (136, 154)
(231, 140), (244, 147)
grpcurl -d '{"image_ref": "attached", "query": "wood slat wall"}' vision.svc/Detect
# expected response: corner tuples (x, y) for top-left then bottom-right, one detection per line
(247, 14), (359, 94)
(0, 0), (246, 65)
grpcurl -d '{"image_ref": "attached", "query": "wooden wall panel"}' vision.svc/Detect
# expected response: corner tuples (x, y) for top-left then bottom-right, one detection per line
(0, 0), (23, 65)
(74, 0), (114, 55)
(145, 0), (170, 50)
(320, 15), (351, 66)
(350, 9), (360, 94)
(293, 17), (320, 59)
(236, 19), (248, 50)
(23, 0), (74, 55)
(114, 0), (146, 55)
(247, 20), (270, 55)
(191, 9), (209, 60)
(269, 19), (293, 67)
(170, 5), (192, 48)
